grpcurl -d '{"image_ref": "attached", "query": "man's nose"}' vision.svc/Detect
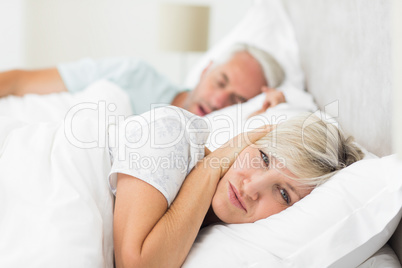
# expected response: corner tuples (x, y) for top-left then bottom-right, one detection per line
(211, 90), (231, 110)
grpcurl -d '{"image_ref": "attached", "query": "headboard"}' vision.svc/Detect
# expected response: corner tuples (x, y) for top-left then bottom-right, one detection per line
(281, 0), (400, 262)
(282, 0), (392, 157)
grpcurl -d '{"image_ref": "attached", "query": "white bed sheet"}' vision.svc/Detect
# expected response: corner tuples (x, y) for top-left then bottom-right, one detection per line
(357, 244), (402, 268)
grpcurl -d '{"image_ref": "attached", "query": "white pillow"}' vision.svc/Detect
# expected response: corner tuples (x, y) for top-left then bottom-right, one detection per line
(186, 89), (402, 267)
(184, 153), (402, 268)
(184, 0), (317, 112)
(204, 93), (309, 151)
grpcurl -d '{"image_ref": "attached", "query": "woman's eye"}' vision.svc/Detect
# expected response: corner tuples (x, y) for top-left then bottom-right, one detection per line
(280, 188), (290, 205)
(259, 150), (270, 167)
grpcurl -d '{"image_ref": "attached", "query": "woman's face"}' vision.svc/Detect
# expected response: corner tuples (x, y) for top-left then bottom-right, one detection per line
(211, 145), (313, 224)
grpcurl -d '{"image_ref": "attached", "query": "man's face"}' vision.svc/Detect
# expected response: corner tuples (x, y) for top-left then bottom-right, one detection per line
(182, 51), (267, 116)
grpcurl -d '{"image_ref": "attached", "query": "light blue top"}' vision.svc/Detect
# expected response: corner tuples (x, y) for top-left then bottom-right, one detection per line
(57, 57), (184, 115)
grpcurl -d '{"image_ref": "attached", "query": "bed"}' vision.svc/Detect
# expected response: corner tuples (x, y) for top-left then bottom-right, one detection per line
(0, 0), (401, 267)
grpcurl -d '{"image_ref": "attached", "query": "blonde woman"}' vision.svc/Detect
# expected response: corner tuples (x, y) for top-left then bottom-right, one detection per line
(112, 107), (363, 267)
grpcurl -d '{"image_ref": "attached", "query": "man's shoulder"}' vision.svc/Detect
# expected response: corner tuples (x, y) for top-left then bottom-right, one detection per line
(58, 57), (153, 71)
(95, 57), (153, 70)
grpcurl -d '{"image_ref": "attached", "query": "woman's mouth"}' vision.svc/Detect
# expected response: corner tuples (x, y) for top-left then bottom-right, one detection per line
(228, 182), (247, 212)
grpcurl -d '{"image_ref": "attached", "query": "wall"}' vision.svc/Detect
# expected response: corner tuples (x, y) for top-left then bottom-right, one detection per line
(283, 0), (393, 156)
(0, 0), (25, 70)
(0, 0), (251, 85)
(393, 0), (402, 158)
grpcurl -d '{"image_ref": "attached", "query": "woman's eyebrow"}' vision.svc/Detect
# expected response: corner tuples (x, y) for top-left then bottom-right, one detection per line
(286, 182), (302, 200)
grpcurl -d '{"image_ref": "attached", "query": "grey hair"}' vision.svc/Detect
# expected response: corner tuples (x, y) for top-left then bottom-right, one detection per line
(254, 113), (364, 187)
(213, 43), (285, 88)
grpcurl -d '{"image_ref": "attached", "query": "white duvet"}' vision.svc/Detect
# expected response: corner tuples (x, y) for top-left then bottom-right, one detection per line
(0, 81), (131, 268)
(0, 114), (114, 268)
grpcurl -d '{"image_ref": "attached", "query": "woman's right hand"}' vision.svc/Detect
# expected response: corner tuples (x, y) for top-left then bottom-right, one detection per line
(201, 125), (273, 180)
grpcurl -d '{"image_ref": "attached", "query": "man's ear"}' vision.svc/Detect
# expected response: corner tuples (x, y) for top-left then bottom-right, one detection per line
(201, 61), (214, 78)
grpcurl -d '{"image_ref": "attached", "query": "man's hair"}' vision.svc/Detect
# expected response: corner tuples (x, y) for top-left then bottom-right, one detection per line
(213, 43), (285, 88)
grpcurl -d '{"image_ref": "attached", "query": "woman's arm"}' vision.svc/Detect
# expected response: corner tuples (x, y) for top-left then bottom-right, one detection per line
(113, 127), (270, 268)
(0, 68), (67, 97)
(114, 161), (217, 267)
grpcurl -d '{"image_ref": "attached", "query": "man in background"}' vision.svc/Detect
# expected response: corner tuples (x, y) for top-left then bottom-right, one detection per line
(0, 43), (286, 116)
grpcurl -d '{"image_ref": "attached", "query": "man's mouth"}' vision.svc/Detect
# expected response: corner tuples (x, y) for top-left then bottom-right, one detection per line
(197, 104), (210, 116)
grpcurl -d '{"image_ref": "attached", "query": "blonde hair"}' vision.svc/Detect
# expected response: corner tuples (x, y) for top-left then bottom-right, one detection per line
(254, 113), (364, 187)
(213, 43), (285, 88)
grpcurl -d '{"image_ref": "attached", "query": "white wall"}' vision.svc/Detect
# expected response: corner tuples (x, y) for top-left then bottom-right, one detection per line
(0, 0), (25, 70)
(393, 0), (402, 157)
(0, 0), (252, 85)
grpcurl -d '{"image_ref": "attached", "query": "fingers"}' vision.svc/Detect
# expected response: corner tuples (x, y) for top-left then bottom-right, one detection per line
(262, 99), (271, 111)
(231, 126), (269, 149)
(261, 86), (274, 93)
(215, 126), (271, 175)
(247, 88), (280, 119)
(247, 109), (264, 119)
(240, 125), (272, 146)
(259, 88), (286, 113)
(202, 125), (273, 177)
(261, 87), (276, 111)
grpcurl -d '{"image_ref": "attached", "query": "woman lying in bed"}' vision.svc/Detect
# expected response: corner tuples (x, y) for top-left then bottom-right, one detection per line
(110, 106), (363, 267)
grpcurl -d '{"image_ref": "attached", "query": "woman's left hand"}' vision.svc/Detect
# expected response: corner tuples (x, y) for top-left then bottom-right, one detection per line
(201, 124), (273, 180)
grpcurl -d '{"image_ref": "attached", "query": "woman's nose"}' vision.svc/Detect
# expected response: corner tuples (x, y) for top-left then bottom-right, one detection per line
(242, 178), (260, 201)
